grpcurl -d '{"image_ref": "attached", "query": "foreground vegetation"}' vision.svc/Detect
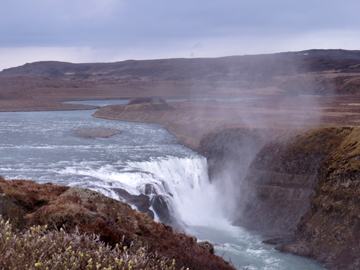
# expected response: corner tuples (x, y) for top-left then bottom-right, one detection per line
(0, 217), (184, 270)
(0, 178), (235, 270)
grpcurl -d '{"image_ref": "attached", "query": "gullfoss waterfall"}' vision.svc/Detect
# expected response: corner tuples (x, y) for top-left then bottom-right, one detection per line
(0, 108), (324, 269)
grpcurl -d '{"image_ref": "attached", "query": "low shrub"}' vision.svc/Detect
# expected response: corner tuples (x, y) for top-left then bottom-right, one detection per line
(0, 217), (186, 270)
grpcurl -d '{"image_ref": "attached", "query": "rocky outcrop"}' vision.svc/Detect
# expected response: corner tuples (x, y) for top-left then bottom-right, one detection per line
(200, 126), (360, 269)
(0, 178), (235, 270)
(151, 194), (184, 230)
(113, 186), (184, 231)
(74, 127), (122, 139)
(113, 187), (154, 219)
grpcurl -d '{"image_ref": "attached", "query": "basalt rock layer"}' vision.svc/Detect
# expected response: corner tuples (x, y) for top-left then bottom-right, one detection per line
(277, 127), (360, 270)
(199, 126), (360, 269)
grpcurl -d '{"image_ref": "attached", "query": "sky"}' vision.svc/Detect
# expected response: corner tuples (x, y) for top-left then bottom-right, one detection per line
(0, 0), (360, 71)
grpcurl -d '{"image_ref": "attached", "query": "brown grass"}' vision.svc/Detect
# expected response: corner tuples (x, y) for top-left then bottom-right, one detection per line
(0, 217), (181, 270)
(0, 179), (69, 212)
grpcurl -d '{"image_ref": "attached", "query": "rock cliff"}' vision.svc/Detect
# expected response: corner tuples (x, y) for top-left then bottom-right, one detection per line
(199, 126), (360, 269)
(277, 127), (360, 270)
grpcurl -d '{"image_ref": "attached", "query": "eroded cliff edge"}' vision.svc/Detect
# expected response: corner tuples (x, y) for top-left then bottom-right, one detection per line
(0, 177), (234, 270)
(199, 126), (360, 269)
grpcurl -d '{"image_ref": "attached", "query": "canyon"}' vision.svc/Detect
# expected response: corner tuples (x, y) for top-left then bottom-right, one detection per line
(2, 49), (360, 269)
(92, 98), (360, 269)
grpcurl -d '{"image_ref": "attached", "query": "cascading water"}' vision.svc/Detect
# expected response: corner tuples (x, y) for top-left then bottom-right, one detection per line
(128, 156), (230, 228)
(0, 103), (325, 269)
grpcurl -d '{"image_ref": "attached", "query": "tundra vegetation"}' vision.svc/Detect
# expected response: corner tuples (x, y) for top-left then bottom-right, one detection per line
(0, 177), (235, 270)
(0, 217), (180, 270)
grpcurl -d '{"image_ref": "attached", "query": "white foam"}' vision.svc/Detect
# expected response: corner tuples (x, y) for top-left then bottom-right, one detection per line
(128, 156), (232, 228)
(55, 155), (232, 228)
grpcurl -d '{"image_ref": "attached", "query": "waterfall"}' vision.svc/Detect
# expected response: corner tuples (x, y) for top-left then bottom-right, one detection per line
(0, 108), (326, 269)
(127, 156), (231, 228)
(57, 155), (231, 229)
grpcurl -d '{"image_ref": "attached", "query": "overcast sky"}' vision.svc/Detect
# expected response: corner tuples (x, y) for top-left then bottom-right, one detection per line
(1, 0), (359, 71)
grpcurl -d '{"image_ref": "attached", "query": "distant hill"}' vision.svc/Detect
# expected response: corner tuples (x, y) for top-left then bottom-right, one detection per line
(288, 49), (360, 60)
(1, 49), (360, 109)
(1, 49), (360, 82)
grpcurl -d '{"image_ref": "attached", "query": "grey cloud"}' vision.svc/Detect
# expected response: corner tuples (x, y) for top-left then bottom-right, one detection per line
(0, 0), (359, 56)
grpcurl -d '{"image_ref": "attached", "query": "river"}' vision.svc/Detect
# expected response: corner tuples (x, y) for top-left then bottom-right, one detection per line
(0, 101), (325, 269)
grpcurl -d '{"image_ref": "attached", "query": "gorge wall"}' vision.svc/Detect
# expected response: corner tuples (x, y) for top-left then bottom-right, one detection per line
(199, 126), (360, 270)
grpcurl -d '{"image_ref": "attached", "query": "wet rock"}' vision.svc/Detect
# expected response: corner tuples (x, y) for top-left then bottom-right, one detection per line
(151, 195), (184, 231)
(144, 183), (157, 195)
(152, 195), (173, 224)
(113, 188), (154, 219)
(263, 236), (293, 245)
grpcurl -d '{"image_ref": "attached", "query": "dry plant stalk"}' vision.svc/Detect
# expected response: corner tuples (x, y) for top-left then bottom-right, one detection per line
(0, 217), (187, 270)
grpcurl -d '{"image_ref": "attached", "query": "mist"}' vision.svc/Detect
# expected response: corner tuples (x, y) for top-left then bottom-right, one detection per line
(190, 53), (331, 229)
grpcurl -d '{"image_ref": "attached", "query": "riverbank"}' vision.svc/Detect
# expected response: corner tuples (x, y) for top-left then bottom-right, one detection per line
(93, 95), (360, 149)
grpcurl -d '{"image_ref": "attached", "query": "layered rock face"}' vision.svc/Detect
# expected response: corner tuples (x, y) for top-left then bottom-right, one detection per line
(236, 128), (338, 237)
(199, 127), (317, 235)
(278, 127), (360, 270)
(200, 126), (360, 269)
